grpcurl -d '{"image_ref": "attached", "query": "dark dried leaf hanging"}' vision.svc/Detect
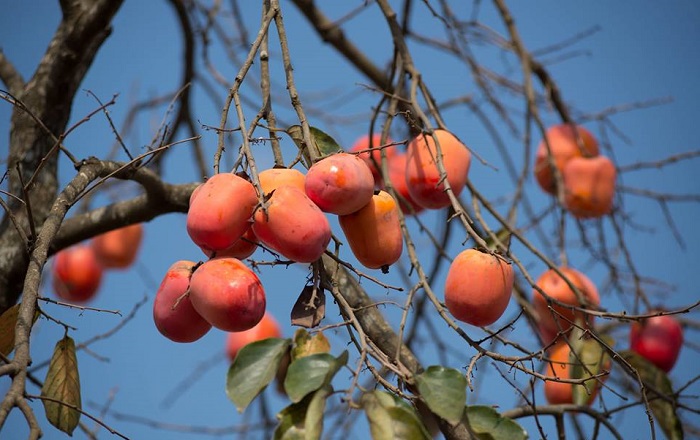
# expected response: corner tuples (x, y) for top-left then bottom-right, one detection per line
(291, 285), (325, 328)
(0, 304), (20, 356)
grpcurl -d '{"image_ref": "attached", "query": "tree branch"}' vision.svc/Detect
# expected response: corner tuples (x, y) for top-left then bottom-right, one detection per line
(0, 50), (24, 94)
(0, 0), (125, 313)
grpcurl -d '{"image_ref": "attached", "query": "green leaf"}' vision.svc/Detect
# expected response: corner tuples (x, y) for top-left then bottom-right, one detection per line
(286, 125), (342, 166)
(41, 335), (81, 436)
(571, 337), (613, 405)
(621, 350), (684, 440)
(310, 126), (342, 157)
(464, 405), (529, 440)
(286, 125), (312, 168)
(291, 328), (331, 361)
(273, 386), (330, 440)
(284, 351), (348, 403)
(415, 366), (467, 425)
(482, 227), (513, 253)
(226, 337), (291, 412)
(362, 391), (394, 440)
(361, 390), (432, 440)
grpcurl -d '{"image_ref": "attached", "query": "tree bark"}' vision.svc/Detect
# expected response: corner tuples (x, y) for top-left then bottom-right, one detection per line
(0, 0), (125, 313)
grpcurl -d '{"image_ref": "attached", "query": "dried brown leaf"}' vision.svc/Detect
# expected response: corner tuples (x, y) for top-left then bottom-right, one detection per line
(291, 285), (325, 328)
(41, 335), (81, 435)
(0, 304), (20, 356)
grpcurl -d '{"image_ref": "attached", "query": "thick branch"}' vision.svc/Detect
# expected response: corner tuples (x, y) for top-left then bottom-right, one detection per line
(51, 180), (196, 254)
(0, 50), (25, 94)
(322, 255), (473, 440)
(0, 159), (107, 434)
(0, 159), (193, 315)
(0, 0), (125, 312)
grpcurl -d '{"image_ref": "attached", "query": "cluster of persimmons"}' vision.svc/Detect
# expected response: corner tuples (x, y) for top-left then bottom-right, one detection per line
(51, 223), (143, 303)
(150, 129), (473, 345)
(531, 266), (683, 405)
(50, 124), (683, 407)
(533, 123), (616, 218)
(530, 124), (683, 405)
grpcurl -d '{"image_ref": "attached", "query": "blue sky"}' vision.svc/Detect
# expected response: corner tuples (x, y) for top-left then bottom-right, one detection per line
(2, 1), (699, 439)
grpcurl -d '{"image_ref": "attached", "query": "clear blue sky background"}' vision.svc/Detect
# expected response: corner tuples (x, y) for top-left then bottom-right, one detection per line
(1, 1), (699, 439)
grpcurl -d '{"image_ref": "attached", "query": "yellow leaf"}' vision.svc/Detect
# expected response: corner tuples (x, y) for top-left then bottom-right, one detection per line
(291, 329), (331, 361)
(41, 335), (81, 436)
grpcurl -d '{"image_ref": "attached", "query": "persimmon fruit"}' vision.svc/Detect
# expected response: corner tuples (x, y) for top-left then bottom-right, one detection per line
(186, 173), (258, 253)
(204, 226), (258, 260)
(385, 153), (424, 215)
(52, 245), (103, 303)
(304, 152), (375, 215)
(153, 260), (212, 343)
(630, 314), (684, 372)
(338, 190), (403, 272)
(444, 249), (514, 327)
(258, 168), (306, 195)
(562, 155), (616, 218)
(189, 257), (266, 332)
(253, 185), (331, 263)
(533, 267), (600, 338)
(189, 182), (203, 206)
(226, 311), (282, 361)
(405, 129), (471, 209)
(544, 341), (608, 405)
(534, 124), (599, 194)
(92, 223), (143, 269)
(350, 133), (396, 184)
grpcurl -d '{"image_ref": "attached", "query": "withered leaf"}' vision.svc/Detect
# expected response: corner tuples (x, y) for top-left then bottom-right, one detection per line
(0, 304), (20, 357)
(41, 335), (81, 436)
(0, 304), (39, 357)
(291, 328), (331, 361)
(291, 285), (325, 328)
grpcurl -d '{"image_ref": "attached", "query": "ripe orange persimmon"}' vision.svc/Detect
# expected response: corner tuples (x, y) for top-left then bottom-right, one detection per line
(562, 155), (616, 218)
(534, 124), (599, 194)
(305, 152), (375, 215)
(338, 190), (403, 272)
(258, 168), (306, 195)
(350, 133), (396, 184)
(444, 249), (514, 327)
(186, 173), (258, 253)
(226, 312), (282, 361)
(153, 260), (212, 343)
(204, 226), (258, 260)
(189, 257), (266, 332)
(544, 342), (607, 405)
(405, 129), (471, 209)
(253, 185), (331, 263)
(52, 245), (104, 303)
(92, 223), (143, 269)
(532, 267), (600, 339)
(385, 153), (424, 215)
